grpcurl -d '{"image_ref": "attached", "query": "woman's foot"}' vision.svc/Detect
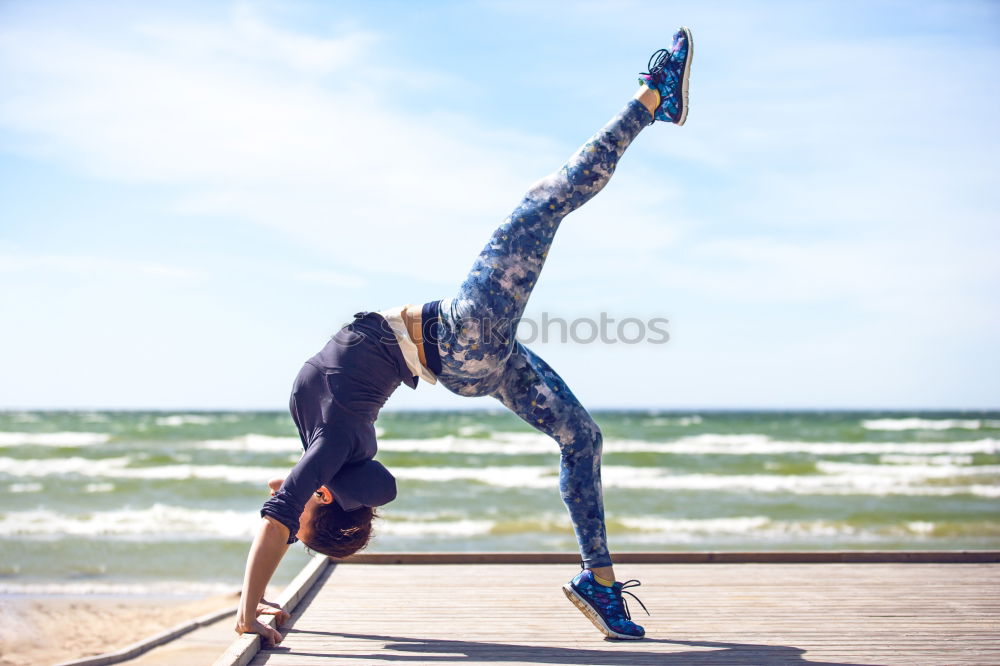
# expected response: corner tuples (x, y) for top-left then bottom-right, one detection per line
(562, 570), (649, 639)
(638, 26), (693, 125)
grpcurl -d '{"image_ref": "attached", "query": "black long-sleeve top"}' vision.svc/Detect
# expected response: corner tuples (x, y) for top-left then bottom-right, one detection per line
(260, 311), (419, 543)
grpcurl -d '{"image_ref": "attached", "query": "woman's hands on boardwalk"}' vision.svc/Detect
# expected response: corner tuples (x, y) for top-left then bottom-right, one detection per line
(256, 599), (291, 625)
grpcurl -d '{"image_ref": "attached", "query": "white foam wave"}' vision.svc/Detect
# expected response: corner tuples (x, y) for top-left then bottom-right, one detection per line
(376, 515), (962, 540)
(6, 412), (41, 423)
(155, 414), (218, 427)
(0, 432), (111, 447)
(614, 434), (1000, 456)
(619, 515), (771, 534)
(2, 453), (997, 497)
(392, 463), (1000, 497)
(862, 418), (999, 431)
(0, 504), (259, 538)
(392, 465), (557, 486)
(0, 456), (287, 484)
(614, 516), (954, 542)
(378, 519), (495, 536)
(815, 461), (1000, 479)
(375, 433), (1000, 456)
(200, 435), (301, 452)
(186, 431), (1000, 458)
(7, 482), (42, 493)
(878, 454), (975, 466)
(645, 416), (703, 426)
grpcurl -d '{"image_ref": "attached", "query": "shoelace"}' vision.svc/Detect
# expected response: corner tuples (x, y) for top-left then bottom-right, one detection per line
(616, 579), (650, 622)
(641, 48), (672, 86)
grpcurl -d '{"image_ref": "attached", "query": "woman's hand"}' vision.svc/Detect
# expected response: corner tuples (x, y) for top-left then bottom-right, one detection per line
(235, 617), (284, 646)
(256, 598), (291, 625)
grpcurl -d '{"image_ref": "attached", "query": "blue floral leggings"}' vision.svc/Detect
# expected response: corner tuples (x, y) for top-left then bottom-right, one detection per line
(434, 99), (651, 568)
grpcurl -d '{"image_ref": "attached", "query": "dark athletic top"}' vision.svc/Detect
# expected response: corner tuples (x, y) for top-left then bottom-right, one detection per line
(260, 304), (442, 543)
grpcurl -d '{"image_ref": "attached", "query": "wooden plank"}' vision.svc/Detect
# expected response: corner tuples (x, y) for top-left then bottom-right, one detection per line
(244, 562), (1000, 665)
(335, 550), (1000, 564)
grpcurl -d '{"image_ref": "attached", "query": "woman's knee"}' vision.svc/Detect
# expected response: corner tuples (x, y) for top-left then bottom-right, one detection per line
(561, 418), (603, 460)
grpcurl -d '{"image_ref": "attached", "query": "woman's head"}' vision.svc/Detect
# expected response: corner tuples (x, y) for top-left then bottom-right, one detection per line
(266, 479), (376, 559)
(298, 500), (377, 559)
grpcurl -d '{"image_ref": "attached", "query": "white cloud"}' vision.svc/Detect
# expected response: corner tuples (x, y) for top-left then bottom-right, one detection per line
(0, 7), (562, 282)
(0, 1), (998, 408)
(294, 269), (366, 288)
(0, 3), (705, 293)
(0, 250), (203, 281)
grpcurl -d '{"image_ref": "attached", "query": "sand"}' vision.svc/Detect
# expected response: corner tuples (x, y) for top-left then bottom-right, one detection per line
(0, 592), (239, 666)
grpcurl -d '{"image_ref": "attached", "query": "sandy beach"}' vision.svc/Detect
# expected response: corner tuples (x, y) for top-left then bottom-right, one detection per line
(0, 592), (238, 666)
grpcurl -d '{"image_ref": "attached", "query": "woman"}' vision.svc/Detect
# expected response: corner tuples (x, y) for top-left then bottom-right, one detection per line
(237, 27), (693, 643)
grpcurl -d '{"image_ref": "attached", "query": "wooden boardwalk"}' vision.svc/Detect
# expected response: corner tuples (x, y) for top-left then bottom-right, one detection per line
(235, 560), (999, 665)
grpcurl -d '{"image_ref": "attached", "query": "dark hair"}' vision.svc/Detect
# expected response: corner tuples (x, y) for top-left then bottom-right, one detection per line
(300, 503), (377, 559)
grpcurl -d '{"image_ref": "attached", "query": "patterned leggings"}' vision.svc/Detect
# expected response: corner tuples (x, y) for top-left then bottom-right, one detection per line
(434, 99), (651, 568)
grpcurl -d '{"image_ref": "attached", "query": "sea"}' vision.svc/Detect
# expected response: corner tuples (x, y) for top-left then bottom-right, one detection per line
(1, 409), (998, 596)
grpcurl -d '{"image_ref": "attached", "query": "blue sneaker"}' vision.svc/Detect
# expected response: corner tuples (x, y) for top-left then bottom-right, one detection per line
(638, 26), (693, 125)
(562, 570), (649, 640)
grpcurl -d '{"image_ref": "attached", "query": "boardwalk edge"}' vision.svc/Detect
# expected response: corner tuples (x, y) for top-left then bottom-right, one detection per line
(53, 604), (238, 666)
(333, 550), (1000, 565)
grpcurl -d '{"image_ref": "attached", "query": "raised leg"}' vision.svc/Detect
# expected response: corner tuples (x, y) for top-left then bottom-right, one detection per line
(436, 99), (651, 387)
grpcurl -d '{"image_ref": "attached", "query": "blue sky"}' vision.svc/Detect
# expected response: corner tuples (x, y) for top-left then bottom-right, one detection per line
(1, 0), (998, 410)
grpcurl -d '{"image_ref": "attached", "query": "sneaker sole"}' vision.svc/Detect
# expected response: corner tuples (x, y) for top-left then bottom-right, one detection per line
(675, 26), (693, 126)
(562, 583), (645, 640)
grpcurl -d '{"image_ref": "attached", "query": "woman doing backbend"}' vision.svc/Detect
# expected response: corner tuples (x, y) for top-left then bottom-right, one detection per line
(236, 27), (693, 642)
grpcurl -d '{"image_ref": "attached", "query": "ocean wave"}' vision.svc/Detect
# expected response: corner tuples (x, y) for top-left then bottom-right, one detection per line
(378, 433), (1000, 456)
(378, 519), (495, 537)
(154, 414), (219, 427)
(618, 516), (772, 534)
(169, 431), (1000, 457)
(3, 504), (996, 543)
(0, 432), (111, 447)
(608, 434), (1000, 456)
(395, 463), (1000, 497)
(392, 465), (558, 486)
(457, 424), (490, 437)
(815, 460), (1000, 479)
(862, 418), (1000, 431)
(878, 454), (975, 466)
(644, 416), (703, 427)
(2, 455), (997, 498)
(376, 515), (1000, 540)
(0, 456), (287, 484)
(7, 482), (43, 493)
(200, 435), (301, 452)
(621, 516), (1000, 540)
(0, 504), (259, 539)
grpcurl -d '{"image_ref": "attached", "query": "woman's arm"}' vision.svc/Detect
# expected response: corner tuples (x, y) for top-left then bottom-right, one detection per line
(235, 515), (291, 645)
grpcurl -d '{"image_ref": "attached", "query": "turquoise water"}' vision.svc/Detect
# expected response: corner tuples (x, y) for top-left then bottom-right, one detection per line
(1, 410), (998, 594)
